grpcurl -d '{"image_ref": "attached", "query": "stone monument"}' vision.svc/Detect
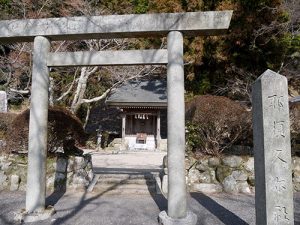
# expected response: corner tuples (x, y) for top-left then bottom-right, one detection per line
(252, 69), (294, 225)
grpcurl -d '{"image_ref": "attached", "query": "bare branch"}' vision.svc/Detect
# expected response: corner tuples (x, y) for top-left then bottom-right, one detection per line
(9, 88), (30, 94)
(56, 73), (78, 102)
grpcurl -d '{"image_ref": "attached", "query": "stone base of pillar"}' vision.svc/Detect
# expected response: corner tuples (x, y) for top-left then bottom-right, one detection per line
(14, 206), (55, 223)
(158, 210), (197, 225)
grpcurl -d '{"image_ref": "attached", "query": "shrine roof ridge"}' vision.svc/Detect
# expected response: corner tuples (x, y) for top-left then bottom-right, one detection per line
(106, 79), (167, 107)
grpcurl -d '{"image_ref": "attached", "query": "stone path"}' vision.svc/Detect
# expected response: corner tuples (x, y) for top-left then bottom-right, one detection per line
(1, 191), (300, 225)
(3, 151), (299, 224)
(85, 150), (166, 172)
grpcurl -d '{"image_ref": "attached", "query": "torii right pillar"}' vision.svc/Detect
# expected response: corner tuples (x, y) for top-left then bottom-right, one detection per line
(158, 31), (197, 225)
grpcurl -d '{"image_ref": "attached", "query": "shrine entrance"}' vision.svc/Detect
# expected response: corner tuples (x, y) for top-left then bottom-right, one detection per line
(106, 79), (167, 150)
(0, 11), (232, 224)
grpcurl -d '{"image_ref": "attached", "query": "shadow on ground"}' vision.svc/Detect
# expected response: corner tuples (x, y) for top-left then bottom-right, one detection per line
(191, 193), (249, 225)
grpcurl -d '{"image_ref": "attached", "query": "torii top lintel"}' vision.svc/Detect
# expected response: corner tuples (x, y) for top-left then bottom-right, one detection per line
(0, 11), (233, 43)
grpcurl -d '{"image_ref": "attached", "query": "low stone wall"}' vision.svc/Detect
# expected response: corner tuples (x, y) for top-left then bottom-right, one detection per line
(0, 153), (93, 192)
(162, 155), (300, 194)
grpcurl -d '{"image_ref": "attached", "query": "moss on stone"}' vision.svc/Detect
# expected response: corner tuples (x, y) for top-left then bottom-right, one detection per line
(216, 165), (232, 183)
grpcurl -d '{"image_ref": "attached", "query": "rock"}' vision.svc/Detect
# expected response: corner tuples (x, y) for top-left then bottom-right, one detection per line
(208, 168), (217, 183)
(67, 157), (75, 172)
(67, 172), (74, 180)
(191, 183), (222, 194)
(18, 183), (26, 191)
(294, 170), (300, 183)
(198, 171), (211, 183)
(52, 162), (57, 170)
(232, 170), (248, 181)
(0, 171), (7, 184)
(2, 161), (12, 171)
(216, 166), (232, 183)
(222, 156), (243, 168)
(237, 181), (251, 194)
(56, 157), (68, 173)
(0, 155), (5, 162)
(208, 157), (221, 167)
(199, 158), (209, 166)
(185, 157), (197, 170)
(0, 140), (6, 149)
(248, 175), (255, 186)
(293, 157), (300, 172)
(46, 176), (55, 189)
(222, 175), (238, 194)
(294, 183), (300, 192)
(83, 154), (92, 163)
(86, 162), (93, 171)
(73, 169), (89, 186)
(195, 162), (209, 172)
(163, 155), (167, 168)
(161, 175), (168, 194)
(10, 175), (20, 191)
(74, 173), (87, 186)
(74, 157), (86, 170)
(87, 170), (94, 181)
(244, 157), (254, 173)
(188, 169), (200, 184)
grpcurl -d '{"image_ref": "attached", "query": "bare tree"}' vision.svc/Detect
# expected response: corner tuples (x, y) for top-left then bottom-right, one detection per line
(0, 0), (166, 123)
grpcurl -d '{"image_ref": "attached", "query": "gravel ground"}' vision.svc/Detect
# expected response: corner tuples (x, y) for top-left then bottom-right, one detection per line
(1, 191), (300, 225)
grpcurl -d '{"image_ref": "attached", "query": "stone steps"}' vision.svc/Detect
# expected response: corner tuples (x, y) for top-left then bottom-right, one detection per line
(96, 177), (156, 185)
(88, 171), (162, 195)
(92, 183), (157, 195)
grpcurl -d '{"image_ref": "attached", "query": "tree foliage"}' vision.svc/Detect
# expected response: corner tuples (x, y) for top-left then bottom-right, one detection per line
(0, 0), (298, 115)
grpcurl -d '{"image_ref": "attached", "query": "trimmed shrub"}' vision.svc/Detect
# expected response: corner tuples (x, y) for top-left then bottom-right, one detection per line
(6, 106), (87, 154)
(0, 112), (17, 137)
(0, 112), (18, 153)
(186, 95), (251, 157)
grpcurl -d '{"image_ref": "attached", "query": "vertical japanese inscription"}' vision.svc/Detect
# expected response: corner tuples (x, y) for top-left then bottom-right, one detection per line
(273, 121), (286, 137)
(274, 206), (290, 223)
(253, 70), (294, 225)
(268, 95), (284, 110)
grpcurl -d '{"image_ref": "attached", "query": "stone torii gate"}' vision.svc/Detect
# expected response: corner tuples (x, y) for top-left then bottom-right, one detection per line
(0, 11), (232, 224)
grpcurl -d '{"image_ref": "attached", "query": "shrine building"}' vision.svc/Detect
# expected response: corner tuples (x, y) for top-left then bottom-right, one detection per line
(106, 79), (167, 151)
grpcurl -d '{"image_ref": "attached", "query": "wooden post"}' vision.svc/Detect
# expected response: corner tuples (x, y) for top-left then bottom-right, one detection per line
(156, 111), (161, 148)
(121, 113), (126, 141)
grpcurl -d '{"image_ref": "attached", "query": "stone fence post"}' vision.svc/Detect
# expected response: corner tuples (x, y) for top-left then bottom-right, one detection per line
(0, 91), (7, 112)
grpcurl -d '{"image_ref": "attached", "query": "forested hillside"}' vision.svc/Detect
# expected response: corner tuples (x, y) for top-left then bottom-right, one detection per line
(0, 0), (299, 116)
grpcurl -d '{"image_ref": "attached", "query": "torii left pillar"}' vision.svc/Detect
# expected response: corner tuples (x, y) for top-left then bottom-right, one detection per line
(23, 36), (55, 221)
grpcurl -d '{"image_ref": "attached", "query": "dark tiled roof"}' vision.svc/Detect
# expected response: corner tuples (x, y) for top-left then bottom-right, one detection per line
(106, 79), (167, 107)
